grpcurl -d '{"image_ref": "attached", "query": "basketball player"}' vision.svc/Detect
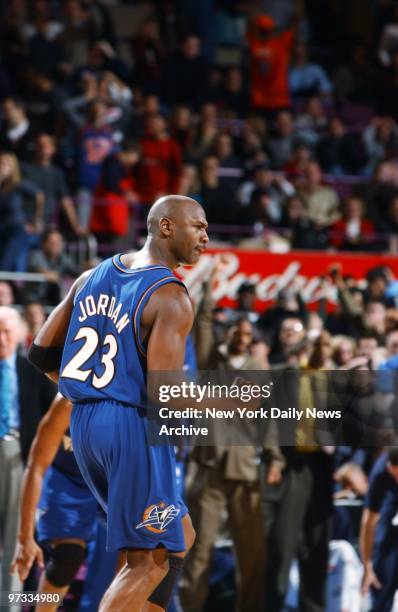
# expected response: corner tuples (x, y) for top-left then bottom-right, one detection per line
(10, 393), (118, 612)
(28, 196), (209, 612)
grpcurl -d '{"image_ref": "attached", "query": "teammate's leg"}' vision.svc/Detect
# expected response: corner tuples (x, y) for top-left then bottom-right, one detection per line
(36, 538), (86, 612)
(98, 547), (169, 612)
(144, 514), (196, 612)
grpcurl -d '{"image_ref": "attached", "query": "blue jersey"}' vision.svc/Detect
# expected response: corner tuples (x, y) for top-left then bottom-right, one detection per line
(59, 255), (186, 406)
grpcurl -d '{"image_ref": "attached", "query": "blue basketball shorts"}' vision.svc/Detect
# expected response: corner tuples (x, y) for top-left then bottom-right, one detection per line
(37, 466), (98, 543)
(70, 400), (188, 552)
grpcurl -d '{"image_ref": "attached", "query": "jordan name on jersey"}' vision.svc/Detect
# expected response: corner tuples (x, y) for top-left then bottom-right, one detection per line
(77, 293), (130, 335)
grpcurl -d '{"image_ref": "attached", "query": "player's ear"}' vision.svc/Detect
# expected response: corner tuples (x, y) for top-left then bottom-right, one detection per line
(159, 216), (173, 237)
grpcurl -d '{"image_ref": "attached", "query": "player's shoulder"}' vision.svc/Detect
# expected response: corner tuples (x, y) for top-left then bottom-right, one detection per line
(151, 281), (192, 310)
(144, 281), (194, 325)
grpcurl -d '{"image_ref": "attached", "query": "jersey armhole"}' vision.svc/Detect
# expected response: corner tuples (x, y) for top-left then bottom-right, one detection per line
(73, 270), (95, 306)
(132, 277), (188, 358)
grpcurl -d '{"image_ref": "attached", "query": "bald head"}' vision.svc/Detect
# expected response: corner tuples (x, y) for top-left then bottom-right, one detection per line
(147, 195), (204, 235)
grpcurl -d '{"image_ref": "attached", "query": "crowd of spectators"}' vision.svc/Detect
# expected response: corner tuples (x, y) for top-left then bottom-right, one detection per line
(3, 1), (398, 611)
(3, 0), (398, 274)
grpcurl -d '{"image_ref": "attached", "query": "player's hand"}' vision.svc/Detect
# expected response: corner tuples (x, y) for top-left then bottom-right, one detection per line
(10, 538), (45, 582)
(361, 565), (382, 595)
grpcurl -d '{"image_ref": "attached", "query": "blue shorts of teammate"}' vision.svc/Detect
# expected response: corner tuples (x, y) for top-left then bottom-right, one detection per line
(70, 400), (188, 553)
(37, 466), (98, 543)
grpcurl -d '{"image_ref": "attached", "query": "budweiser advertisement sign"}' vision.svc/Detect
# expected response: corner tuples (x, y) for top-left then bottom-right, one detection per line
(178, 249), (398, 312)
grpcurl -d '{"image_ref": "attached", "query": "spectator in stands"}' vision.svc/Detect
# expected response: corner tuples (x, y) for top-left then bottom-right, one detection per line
(364, 267), (393, 307)
(258, 286), (306, 341)
(364, 116), (398, 173)
(55, 0), (95, 71)
(131, 17), (167, 94)
(0, 152), (44, 273)
(338, 292), (387, 345)
(80, 41), (131, 84)
(377, 48), (398, 121)
(247, 186), (281, 227)
(21, 0), (64, 96)
(357, 334), (380, 361)
(246, 14), (295, 115)
(363, 161), (398, 231)
(170, 105), (194, 151)
(238, 161), (282, 210)
(63, 69), (132, 136)
(22, 133), (83, 235)
(268, 315), (307, 364)
(21, 301), (46, 349)
(266, 111), (299, 169)
(0, 282), (16, 306)
(295, 96), (328, 146)
(377, 194), (398, 238)
(250, 338), (270, 368)
(212, 132), (241, 185)
(234, 282), (259, 325)
(188, 102), (219, 161)
(217, 66), (248, 117)
(279, 193), (328, 249)
(317, 117), (369, 176)
(378, 2), (398, 66)
(0, 306), (56, 606)
(332, 43), (376, 104)
(177, 164), (200, 199)
(22, 0), (64, 42)
(282, 143), (312, 181)
(199, 155), (239, 228)
(84, 0), (116, 47)
(298, 160), (340, 228)
(237, 121), (266, 167)
(90, 141), (141, 244)
(136, 113), (182, 204)
(27, 228), (81, 304)
(329, 196), (375, 251)
(73, 99), (116, 230)
(288, 42), (333, 101)
(331, 335), (356, 367)
(0, 97), (38, 161)
(163, 35), (208, 108)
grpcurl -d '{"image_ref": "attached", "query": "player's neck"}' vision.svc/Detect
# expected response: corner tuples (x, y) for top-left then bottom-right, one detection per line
(125, 239), (179, 270)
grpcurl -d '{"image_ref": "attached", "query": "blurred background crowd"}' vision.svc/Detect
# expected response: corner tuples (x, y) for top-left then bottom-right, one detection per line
(3, 0), (398, 611)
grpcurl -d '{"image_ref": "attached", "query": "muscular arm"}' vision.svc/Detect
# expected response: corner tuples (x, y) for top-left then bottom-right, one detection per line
(360, 508), (379, 567)
(360, 508), (382, 593)
(144, 283), (194, 371)
(29, 270), (93, 383)
(11, 394), (72, 580)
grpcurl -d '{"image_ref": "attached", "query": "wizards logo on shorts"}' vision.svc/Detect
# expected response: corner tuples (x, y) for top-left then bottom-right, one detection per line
(136, 502), (180, 533)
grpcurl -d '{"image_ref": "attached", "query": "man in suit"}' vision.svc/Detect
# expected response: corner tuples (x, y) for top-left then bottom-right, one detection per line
(180, 278), (282, 612)
(0, 306), (56, 606)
